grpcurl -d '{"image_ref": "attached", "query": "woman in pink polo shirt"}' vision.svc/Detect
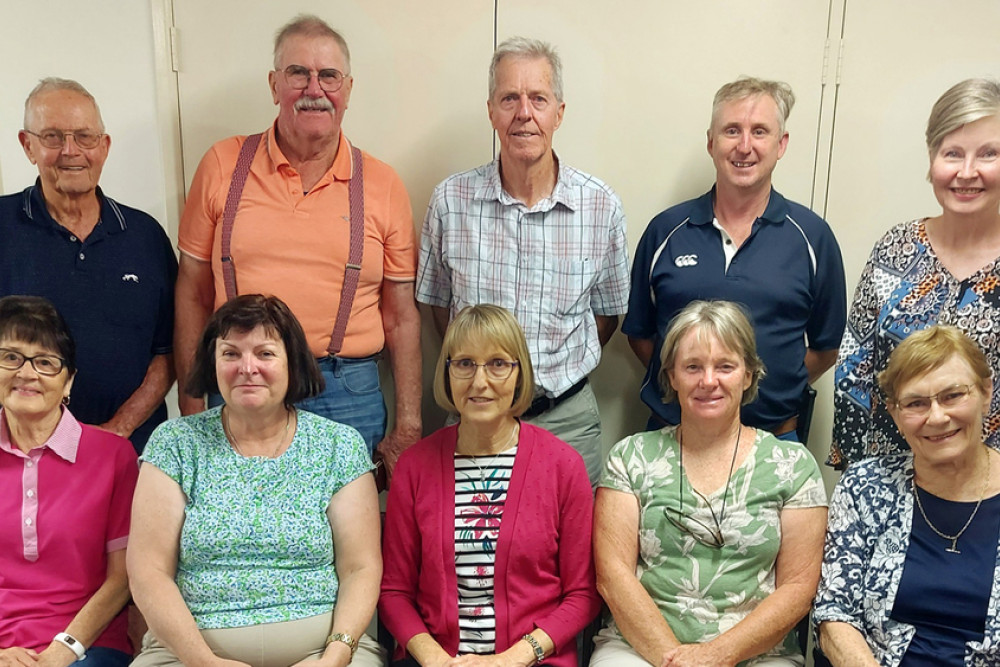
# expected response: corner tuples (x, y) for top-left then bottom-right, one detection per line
(0, 295), (138, 667)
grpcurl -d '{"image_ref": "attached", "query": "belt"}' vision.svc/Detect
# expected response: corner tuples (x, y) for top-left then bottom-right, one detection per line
(769, 415), (798, 437)
(522, 378), (588, 419)
(317, 353), (381, 370)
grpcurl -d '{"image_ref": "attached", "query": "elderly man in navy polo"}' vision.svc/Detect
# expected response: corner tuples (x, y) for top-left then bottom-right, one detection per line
(625, 77), (846, 441)
(0, 78), (177, 453)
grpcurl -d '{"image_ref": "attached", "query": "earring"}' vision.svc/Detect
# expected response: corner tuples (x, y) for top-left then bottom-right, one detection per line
(62, 395), (70, 406)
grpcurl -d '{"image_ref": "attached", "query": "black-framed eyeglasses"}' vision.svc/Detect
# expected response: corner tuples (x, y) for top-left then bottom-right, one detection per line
(277, 65), (349, 92)
(0, 348), (66, 376)
(447, 358), (519, 380)
(23, 129), (105, 149)
(894, 384), (974, 417)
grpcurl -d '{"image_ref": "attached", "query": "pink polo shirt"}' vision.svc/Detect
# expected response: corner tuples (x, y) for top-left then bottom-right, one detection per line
(0, 408), (137, 654)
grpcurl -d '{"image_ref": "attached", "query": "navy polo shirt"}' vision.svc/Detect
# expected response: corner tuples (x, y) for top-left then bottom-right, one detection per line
(0, 182), (177, 452)
(623, 187), (846, 429)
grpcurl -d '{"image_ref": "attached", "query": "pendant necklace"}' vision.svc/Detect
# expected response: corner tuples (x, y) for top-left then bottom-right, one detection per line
(912, 446), (991, 554)
(465, 421), (519, 483)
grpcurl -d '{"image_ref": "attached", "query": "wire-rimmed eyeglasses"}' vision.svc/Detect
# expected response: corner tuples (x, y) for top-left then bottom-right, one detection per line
(277, 65), (349, 92)
(0, 348), (66, 376)
(23, 129), (105, 150)
(446, 358), (519, 380)
(664, 491), (726, 549)
(894, 384), (974, 417)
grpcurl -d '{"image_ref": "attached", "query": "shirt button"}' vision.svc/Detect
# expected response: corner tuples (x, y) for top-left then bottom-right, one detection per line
(70, 235), (78, 242)
(25, 518), (32, 526)
(79, 252), (86, 260)
(26, 489), (35, 498)
(725, 239), (732, 245)
(25, 461), (33, 468)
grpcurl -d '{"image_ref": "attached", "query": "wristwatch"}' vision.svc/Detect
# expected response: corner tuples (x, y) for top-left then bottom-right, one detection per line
(326, 632), (359, 657)
(53, 632), (87, 661)
(522, 634), (545, 665)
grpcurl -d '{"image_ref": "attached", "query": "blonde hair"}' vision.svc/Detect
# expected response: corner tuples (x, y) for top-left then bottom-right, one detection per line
(878, 325), (991, 403)
(658, 300), (766, 405)
(711, 76), (795, 134)
(433, 305), (535, 416)
(926, 78), (1000, 157)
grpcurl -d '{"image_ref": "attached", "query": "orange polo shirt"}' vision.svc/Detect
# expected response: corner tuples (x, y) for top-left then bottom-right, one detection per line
(179, 125), (416, 358)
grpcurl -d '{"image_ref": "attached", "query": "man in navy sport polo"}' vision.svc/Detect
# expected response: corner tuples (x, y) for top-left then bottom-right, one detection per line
(0, 78), (177, 453)
(624, 77), (846, 440)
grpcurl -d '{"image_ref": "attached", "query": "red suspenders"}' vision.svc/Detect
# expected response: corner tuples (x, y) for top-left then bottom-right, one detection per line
(219, 132), (365, 356)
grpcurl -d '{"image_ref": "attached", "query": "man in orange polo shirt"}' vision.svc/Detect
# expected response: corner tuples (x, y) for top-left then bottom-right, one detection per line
(174, 14), (420, 473)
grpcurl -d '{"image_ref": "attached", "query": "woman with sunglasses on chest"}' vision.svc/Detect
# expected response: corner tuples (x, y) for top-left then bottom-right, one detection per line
(591, 300), (827, 667)
(379, 304), (599, 667)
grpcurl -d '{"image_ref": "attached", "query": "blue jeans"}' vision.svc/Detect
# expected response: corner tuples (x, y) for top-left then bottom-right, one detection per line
(77, 648), (132, 667)
(209, 357), (386, 456)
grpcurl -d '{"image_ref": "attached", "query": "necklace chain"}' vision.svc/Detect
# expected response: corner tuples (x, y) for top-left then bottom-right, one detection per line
(678, 422), (742, 546)
(912, 447), (991, 554)
(223, 406), (293, 459)
(463, 421), (520, 483)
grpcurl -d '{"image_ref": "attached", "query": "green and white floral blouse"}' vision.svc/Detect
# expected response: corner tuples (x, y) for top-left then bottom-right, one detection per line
(141, 407), (373, 629)
(600, 426), (827, 662)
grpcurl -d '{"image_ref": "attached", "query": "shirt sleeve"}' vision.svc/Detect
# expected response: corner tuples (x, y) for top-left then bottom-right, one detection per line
(178, 141), (231, 261)
(812, 466), (875, 632)
(599, 436), (639, 494)
(621, 220), (659, 340)
(378, 446), (434, 649)
(106, 437), (140, 552)
(831, 239), (883, 466)
(779, 441), (828, 509)
(140, 419), (188, 490)
(533, 446), (601, 650)
(805, 221), (847, 352)
(381, 164), (417, 281)
(590, 192), (630, 317)
(414, 184), (452, 309)
(326, 420), (376, 497)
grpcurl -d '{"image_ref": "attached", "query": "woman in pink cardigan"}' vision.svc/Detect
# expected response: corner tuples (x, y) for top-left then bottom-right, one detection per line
(379, 304), (600, 667)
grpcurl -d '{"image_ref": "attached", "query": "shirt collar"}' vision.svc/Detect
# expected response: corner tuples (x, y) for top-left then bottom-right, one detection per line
(265, 123), (351, 184)
(476, 151), (576, 212)
(689, 185), (789, 226)
(0, 407), (83, 462)
(20, 179), (126, 235)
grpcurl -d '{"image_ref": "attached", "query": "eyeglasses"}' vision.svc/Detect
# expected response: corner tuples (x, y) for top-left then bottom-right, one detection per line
(664, 492), (726, 549)
(895, 384), (974, 416)
(0, 348), (66, 376)
(277, 65), (349, 92)
(23, 129), (105, 149)
(447, 358), (519, 380)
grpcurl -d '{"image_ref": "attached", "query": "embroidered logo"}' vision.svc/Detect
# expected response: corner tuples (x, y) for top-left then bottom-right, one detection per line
(121, 274), (139, 283)
(674, 254), (698, 268)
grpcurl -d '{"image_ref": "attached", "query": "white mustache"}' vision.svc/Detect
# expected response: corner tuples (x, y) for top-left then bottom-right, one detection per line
(294, 97), (334, 112)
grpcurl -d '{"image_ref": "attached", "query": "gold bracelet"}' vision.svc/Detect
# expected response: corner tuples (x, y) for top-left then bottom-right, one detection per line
(326, 632), (358, 657)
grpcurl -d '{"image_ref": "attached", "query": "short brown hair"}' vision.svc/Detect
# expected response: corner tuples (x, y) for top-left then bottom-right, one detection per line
(185, 294), (323, 406)
(658, 300), (766, 405)
(433, 304), (535, 416)
(878, 325), (991, 403)
(0, 295), (76, 376)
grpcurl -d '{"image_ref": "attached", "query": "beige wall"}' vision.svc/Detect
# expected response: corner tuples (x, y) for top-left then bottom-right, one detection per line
(2, 1), (999, 494)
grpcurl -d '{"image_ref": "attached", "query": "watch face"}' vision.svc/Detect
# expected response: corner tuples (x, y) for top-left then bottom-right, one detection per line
(64, 637), (78, 646)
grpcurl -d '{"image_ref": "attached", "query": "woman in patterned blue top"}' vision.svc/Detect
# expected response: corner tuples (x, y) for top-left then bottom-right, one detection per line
(831, 78), (1000, 469)
(816, 326), (1000, 665)
(128, 295), (384, 667)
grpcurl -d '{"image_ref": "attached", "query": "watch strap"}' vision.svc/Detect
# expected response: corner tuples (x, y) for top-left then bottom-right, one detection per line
(522, 634), (545, 665)
(326, 631), (359, 657)
(53, 632), (87, 661)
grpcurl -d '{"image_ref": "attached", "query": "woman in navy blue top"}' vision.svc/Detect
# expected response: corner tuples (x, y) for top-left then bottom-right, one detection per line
(815, 325), (1000, 666)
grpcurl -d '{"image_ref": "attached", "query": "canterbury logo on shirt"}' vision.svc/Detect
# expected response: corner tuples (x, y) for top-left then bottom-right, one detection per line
(674, 254), (698, 267)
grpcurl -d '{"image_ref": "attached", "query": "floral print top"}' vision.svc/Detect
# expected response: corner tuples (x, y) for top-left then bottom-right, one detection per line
(831, 219), (1000, 468)
(600, 426), (826, 663)
(141, 408), (373, 629)
(814, 454), (1000, 666)
(453, 449), (516, 654)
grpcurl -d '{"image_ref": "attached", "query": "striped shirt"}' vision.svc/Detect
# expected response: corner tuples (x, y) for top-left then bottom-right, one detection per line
(453, 448), (517, 654)
(416, 158), (630, 398)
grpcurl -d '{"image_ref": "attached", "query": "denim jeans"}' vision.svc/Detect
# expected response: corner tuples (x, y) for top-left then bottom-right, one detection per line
(209, 356), (386, 456)
(76, 647), (132, 667)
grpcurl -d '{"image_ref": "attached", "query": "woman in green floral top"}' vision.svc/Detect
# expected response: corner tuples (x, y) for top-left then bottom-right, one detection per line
(592, 301), (827, 667)
(128, 295), (384, 667)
